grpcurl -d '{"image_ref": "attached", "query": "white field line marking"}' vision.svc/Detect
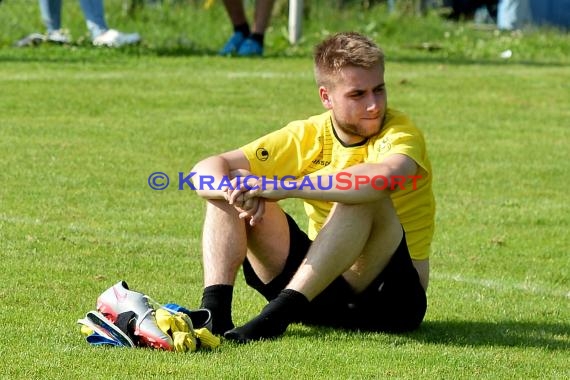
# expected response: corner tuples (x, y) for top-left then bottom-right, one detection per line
(1, 71), (311, 81)
(3, 213), (569, 298)
(0, 214), (43, 225)
(433, 273), (570, 299)
(226, 71), (311, 79)
(2, 72), (130, 81)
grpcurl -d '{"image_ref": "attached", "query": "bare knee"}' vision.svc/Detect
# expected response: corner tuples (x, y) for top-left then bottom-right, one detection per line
(203, 199), (247, 239)
(327, 197), (400, 229)
(205, 199), (241, 220)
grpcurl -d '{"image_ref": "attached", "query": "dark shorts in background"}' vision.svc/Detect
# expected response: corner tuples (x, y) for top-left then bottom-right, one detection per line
(243, 213), (427, 333)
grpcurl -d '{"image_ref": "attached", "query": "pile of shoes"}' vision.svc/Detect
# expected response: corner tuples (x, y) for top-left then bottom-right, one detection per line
(78, 281), (220, 352)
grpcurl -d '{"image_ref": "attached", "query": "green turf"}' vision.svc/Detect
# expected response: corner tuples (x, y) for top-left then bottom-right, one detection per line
(0, 1), (568, 379)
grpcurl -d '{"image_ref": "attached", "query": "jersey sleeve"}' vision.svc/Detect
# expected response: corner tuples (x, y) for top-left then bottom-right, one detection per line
(374, 111), (430, 175)
(240, 120), (320, 178)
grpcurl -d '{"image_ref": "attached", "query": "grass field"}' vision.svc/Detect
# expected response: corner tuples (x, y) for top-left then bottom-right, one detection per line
(0, 1), (569, 379)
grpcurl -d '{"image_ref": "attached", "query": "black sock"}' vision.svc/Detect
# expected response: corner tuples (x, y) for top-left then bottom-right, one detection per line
(224, 289), (309, 343)
(234, 23), (250, 37)
(250, 33), (264, 45)
(200, 284), (235, 335)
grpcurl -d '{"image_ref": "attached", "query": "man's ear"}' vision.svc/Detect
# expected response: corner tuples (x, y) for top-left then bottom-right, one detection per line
(319, 86), (333, 109)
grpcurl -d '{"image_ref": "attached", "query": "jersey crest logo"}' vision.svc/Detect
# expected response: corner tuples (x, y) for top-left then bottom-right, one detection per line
(377, 137), (392, 154)
(256, 148), (269, 161)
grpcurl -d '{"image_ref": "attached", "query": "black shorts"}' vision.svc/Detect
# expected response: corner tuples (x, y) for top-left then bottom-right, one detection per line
(243, 213), (427, 332)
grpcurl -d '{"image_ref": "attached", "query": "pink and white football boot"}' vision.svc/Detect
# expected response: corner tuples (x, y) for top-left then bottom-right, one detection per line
(96, 281), (173, 350)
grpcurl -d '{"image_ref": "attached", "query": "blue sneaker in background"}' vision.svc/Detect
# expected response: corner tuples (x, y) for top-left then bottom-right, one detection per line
(237, 38), (263, 57)
(219, 31), (246, 55)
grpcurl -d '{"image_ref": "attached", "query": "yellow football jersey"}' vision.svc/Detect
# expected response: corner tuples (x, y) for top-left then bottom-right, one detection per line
(240, 108), (435, 260)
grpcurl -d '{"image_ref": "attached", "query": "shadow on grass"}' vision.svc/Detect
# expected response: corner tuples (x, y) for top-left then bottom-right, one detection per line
(0, 41), (214, 63)
(1, 44), (568, 68)
(289, 320), (569, 351)
(410, 320), (569, 350)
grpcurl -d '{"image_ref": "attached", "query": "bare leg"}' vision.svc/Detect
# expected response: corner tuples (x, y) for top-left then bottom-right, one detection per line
(245, 202), (290, 284)
(288, 197), (402, 299)
(202, 200), (290, 286)
(222, 0), (247, 26)
(199, 199), (246, 334)
(202, 200), (247, 286)
(200, 199), (290, 334)
(252, 0), (276, 34)
(225, 197), (404, 342)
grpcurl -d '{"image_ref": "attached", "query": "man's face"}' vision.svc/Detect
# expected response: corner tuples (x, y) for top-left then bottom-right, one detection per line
(319, 64), (387, 145)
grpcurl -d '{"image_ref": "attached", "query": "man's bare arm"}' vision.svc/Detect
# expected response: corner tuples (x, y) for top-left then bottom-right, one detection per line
(248, 153), (419, 204)
(191, 149), (251, 199)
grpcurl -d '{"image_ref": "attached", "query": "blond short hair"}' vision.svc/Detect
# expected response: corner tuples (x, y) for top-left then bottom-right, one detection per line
(313, 32), (385, 88)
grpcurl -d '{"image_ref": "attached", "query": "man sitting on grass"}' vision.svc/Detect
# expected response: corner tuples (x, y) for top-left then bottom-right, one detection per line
(191, 31), (435, 343)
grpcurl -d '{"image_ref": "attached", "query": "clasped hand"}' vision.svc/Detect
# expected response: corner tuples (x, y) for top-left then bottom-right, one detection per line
(225, 176), (266, 226)
(223, 172), (289, 226)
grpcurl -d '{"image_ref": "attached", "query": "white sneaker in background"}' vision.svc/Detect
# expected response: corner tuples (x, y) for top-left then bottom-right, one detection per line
(93, 29), (141, 47)
(46, 29), (71, 44)
(14, 32), (45, 47)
